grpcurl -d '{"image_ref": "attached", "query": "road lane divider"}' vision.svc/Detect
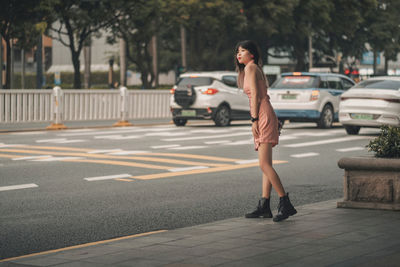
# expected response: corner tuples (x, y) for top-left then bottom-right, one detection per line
(12, 155), (52, 161)
(0, 148), (228, 168)
(168, 166), (209, 172)
(84, 174), (132, 181)
(0, 230), (167, 263)
(290, 152), (320, 158)
(284, 136), (371, 148)
(0, 183), (38, 192)
(336, 147), (365, 152)
(132, 160), (288, 180)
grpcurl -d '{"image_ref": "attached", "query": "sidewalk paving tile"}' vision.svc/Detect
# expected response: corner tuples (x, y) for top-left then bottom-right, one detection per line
(2, 199), (400, 266)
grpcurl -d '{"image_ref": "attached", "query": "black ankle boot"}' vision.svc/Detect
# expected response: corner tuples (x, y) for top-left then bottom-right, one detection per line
(245, 198), (273, 218)
(273, 193), (297, 222)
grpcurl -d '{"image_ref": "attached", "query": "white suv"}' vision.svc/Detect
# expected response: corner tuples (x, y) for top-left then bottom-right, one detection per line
(269, 72), (355, 128)
(170, 71), (250, 126)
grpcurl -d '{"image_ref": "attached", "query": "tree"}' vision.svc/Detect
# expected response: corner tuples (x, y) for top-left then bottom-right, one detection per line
(107, 0), (159, 89)
(0, 0), (52, 89)
(240, 0), (298, 64)
(49, 0), (120, 89)
(363, 0), (400, 74)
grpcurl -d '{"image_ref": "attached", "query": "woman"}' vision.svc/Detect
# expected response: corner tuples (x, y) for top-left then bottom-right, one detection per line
(235, 40), (296, 222)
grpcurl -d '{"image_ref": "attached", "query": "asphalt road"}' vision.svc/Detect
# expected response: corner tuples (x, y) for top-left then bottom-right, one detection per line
(0, 121), (380, 259)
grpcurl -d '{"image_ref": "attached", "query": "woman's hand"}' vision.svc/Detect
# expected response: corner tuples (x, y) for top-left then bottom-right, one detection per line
(252, 121), (259, 138)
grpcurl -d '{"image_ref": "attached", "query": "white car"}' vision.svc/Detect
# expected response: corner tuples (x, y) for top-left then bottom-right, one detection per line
(339, 76), (400, 135)
(269, 72), (355, 128)
(170, 71), (249, 126)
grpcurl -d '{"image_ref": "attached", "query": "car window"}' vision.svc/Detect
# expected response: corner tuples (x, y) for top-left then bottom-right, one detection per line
(342, 78), (354, 90)
(222, 76), (237, 87)
(326, 76), (343, 90)
(270, 76), (319, 89)
(177, 77), (213, 86)
(353, 79), (400, 90)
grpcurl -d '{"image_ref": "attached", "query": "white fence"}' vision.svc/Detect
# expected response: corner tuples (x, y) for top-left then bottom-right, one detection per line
(0, 88), (171, 123)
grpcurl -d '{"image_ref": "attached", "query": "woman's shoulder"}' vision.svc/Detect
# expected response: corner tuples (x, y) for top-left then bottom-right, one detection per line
(244, 62), (258, 73)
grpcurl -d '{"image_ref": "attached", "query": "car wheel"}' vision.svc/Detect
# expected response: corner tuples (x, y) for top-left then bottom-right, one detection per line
(173, 118), (187, 126)
(317, 105), (333, 129)
(344, 125), (361, 135)
(214, 105), (231, 126)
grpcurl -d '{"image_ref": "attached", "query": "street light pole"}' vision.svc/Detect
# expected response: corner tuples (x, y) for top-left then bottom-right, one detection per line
(308, 34), (313, 70)
(180, 25), (187, 70)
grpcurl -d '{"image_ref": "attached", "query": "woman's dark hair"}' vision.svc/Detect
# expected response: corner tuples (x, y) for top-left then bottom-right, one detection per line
(234, 40), (263, 73)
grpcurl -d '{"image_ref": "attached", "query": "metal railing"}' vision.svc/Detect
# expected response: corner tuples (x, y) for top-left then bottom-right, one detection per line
(0, 88), (171, 123)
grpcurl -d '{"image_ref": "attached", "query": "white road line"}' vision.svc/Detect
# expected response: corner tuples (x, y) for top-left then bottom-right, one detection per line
(163, 132), (251, 142)
(145, 132), (188, 137)
(290, 152), (320, 158)
(168, 166), (209, 172)
(204, 140), (231, 144)
(236, 159), (259, 164)
(94, 135), (141, 140)
(36, 138), (67, 143)
(284, 136), (371, 148)
(190, 129), (232, 133)
(11, 131), (47, 135)
(169, 146), (207, 150)
(84, 174), (132, 181)
(33, 157), (84, 162)
(88, 149), (123, 154)
(0, 183), (38, 192)
(109, 150), (150, 155)
(336, 147), (365, 152)
(58, 127), (176, 137)
(12, 155), (51, 161)
(54, 140), (85, 144)
(279, 135), (298, 141)
(227, 139), (253, 145)
(151, 144), (181, 149)
(0, 144), (25, 148)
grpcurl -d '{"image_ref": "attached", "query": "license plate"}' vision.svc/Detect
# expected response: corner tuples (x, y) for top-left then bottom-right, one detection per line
(282, 94), (297, 100)
(181, 110), (196, 116)
(351, 113), (374, 120)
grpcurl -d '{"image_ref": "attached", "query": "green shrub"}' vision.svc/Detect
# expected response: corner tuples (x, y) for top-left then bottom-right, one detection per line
(367, 125), (400, 158)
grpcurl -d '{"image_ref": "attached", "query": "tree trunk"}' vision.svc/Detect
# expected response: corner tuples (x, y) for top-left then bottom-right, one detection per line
(373, 50), (377, 75)
(384, 56), (389, 75)
(71, 51), (81, 89)
(294, 48), (306, 71)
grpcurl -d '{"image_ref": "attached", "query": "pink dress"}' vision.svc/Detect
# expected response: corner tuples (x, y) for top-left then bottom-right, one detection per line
(243, 67), (279, 151)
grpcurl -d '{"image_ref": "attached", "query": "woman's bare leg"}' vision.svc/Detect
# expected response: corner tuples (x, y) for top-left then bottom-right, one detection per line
(262, 173), (272, 198)
(258, 143), (285, 197)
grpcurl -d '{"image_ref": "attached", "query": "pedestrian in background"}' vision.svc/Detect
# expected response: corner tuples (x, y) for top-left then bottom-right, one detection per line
(235, 40), (297, 222)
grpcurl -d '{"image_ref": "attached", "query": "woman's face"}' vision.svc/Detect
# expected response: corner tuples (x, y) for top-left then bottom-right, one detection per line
(236, 46), (253, 65)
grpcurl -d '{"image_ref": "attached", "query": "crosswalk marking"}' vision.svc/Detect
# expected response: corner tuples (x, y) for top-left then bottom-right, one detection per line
(168, 166), (209, 172)
(169, 146), (207, 150)
(284, 136), (371, 148)
(290, 152), (319, 158)
(151, 144), (181, 149)
(336, 147), (365, 152)
(163, 132), (251, 142)
(0, 183), (38, 192)
(84, 174), (132, 181)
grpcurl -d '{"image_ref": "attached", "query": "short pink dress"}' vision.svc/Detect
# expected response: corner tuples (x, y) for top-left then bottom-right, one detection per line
(242, 67), (279, 151)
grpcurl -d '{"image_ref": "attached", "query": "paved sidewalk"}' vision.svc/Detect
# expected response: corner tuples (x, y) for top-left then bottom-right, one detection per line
(1, 199), (400, 266)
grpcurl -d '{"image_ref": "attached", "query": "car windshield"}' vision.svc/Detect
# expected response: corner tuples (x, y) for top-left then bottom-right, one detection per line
(353, 79), (400, 90)
(177, 77), (213, 86)
(270, 76), (319, 89)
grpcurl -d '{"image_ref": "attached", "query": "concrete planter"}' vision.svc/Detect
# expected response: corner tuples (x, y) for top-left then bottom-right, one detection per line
(337, 156), (400, 210)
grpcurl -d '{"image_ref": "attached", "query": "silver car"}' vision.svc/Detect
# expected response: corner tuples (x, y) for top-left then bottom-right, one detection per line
(339, 76), (400, 134)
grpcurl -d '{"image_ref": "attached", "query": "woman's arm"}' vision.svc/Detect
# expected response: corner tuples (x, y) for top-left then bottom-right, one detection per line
(245, 64), (260, 118)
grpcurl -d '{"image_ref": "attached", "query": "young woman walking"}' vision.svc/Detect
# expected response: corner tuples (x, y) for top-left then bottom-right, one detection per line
(235, 40), (296, 222)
